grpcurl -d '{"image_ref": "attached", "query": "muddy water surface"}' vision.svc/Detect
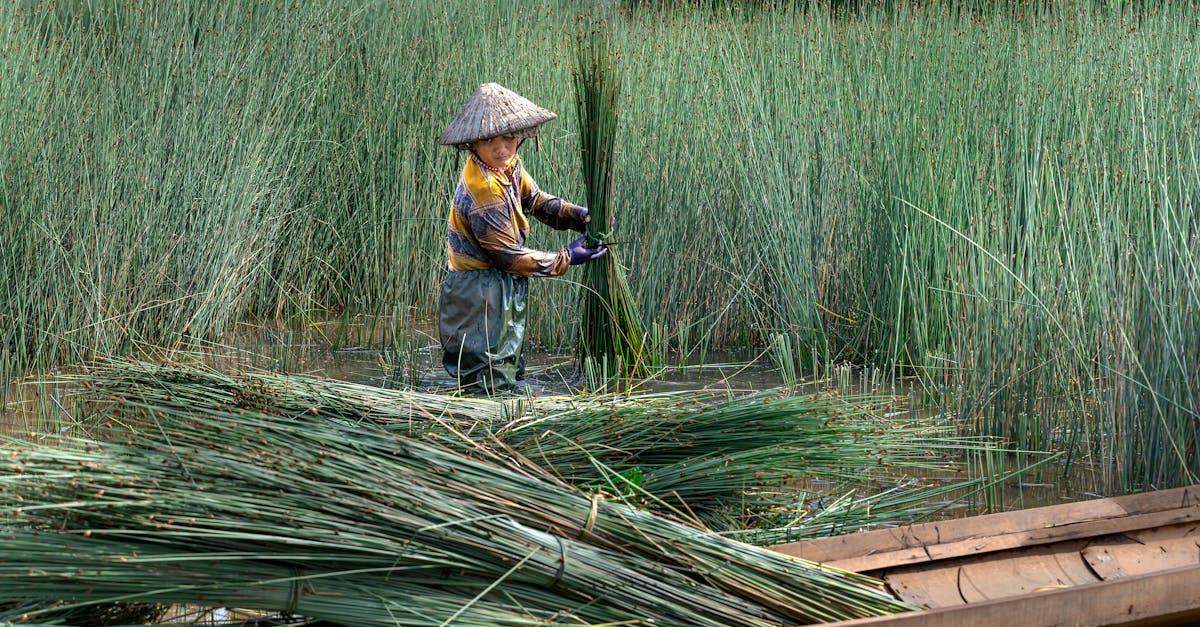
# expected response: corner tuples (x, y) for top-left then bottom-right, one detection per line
(2, 318), (1104, 512)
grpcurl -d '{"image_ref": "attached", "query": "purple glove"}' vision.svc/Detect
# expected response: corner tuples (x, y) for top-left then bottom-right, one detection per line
(567, 234), (607, 265)
(574, 206), (616, 232)
(575, 206), (591, 233)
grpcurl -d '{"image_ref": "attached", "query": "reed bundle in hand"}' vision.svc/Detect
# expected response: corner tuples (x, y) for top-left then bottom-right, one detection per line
(573, 25), (655, 377)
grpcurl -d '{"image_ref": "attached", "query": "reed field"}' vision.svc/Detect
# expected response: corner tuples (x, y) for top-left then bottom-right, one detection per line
(1, 0), (1197, 492)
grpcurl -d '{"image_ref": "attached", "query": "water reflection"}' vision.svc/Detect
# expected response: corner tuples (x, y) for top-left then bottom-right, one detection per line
(203, 317), (793, 395)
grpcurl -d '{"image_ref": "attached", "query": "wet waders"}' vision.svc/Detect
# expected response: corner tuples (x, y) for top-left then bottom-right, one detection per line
(438, 268), (528, 394)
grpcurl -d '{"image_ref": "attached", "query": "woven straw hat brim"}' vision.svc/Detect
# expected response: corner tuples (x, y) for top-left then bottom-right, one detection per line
(439, 83), (557, 147)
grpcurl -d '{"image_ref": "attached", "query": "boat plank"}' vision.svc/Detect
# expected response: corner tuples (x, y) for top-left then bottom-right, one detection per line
(884, 566), (967, 608)
(770, 485), (1200, 567)
(1127, 521), (1200, 542)
(1083, 524), (1200, 579)
(883, 540), (1103, 607)
(805, 508), (1200, 573)
(824, 562), (1200, 626)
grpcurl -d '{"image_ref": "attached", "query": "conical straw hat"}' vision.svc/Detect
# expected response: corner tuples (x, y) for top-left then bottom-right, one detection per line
(438, 83), (557, 147)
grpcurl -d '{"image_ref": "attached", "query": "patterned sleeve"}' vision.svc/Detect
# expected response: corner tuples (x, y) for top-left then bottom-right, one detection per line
(519, 169), (588, 232)
(467, 195), (571, 278)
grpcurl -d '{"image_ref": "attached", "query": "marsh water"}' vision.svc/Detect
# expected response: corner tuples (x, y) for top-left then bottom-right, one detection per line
(201, 318), (791, 394)
(3, 318), (1105, 514)
(317, 319), (1112, 510)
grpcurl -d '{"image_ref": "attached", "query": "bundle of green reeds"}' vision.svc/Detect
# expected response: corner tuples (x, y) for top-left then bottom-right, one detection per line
(0, 599), (165, 626)
(73, 359), (1008, 532)
(0, 397), (915, 624)
(573, 24), (655, 378)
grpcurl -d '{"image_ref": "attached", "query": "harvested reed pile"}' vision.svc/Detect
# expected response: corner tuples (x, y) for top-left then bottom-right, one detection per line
(0, 600), (166, 626)
(0, 393), (916, 624)
(573, 24), (654, 377)
(76, 359), (996, 529)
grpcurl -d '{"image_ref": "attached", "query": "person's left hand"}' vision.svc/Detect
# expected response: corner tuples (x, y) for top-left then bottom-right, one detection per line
(575, 206), (591, 233)
(567, 234), (608, 265)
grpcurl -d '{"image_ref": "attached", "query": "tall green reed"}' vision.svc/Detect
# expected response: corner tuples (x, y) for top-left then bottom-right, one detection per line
(574, 23), (655, 376)
(1, 1), (1197, 491)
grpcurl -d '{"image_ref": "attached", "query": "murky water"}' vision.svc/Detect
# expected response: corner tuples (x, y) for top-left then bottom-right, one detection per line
(2, 318), (1105, 511)
(202, 318), (790, 394)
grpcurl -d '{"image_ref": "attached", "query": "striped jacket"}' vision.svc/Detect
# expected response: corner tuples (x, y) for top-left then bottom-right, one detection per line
(446, 154), (587, 277)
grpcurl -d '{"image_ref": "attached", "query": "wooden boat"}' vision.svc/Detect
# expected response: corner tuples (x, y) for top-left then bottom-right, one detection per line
(769, 485), (1200, 626)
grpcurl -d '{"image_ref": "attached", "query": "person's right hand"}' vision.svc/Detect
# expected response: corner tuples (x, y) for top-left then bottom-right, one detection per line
(567, 234), (607, 265)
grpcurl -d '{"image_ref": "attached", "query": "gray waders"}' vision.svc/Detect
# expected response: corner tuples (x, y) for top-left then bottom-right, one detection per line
(438, 269), (528, 394)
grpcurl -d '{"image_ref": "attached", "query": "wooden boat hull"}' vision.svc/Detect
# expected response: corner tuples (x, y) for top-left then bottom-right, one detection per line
(826, 563), (1200, 626)
(770, 485), (1200, 626)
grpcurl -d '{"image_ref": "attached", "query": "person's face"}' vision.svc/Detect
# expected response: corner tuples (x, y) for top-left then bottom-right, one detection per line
(473, 135), (520, 170)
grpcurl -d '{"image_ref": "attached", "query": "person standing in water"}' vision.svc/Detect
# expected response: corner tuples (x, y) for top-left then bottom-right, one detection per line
(437, 83), (607, 394)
